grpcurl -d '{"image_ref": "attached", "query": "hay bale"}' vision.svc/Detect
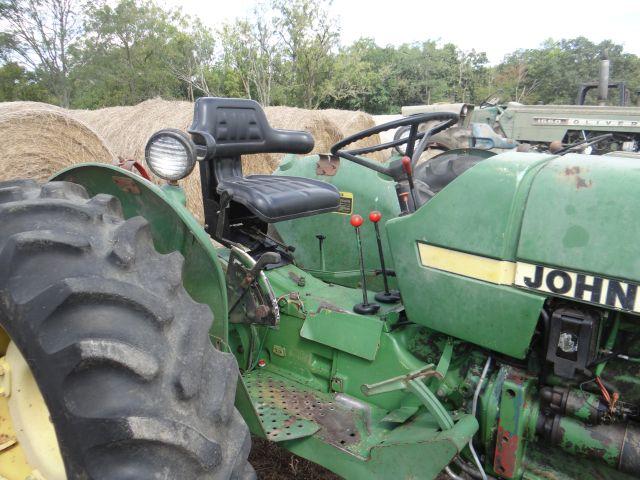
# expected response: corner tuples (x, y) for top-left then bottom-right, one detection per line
(320, 109), (385, 162)
(73, 98), (195, 162)
(0, 101), (65, 115)
(0, 105), (116, 182)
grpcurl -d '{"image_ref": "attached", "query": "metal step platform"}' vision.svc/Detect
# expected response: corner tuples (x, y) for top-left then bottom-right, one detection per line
(243, 369), (369, 456)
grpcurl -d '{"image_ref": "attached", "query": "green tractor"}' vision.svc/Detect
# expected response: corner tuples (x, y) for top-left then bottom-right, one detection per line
(1, 97), (640, 480)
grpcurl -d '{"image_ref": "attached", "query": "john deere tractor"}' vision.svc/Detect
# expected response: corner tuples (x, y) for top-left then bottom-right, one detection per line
(2, 97), (640, 480)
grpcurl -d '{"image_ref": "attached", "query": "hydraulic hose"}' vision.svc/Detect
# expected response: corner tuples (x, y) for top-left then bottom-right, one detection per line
(470, 356), (493, 480)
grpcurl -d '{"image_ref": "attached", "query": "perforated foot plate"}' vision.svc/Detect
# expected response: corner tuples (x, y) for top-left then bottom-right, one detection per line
(243, 369), (366, 452)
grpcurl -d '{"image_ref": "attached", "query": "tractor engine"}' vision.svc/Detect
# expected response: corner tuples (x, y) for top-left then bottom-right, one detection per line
(534, 304), (640, 476)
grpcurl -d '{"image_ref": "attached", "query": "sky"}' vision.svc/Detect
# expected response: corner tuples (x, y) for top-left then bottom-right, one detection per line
(159, 0), (640, 64)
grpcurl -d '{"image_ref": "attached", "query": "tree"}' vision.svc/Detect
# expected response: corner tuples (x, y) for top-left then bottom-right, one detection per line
(0, 0), (80, 106)
(72, 0), (189, 107)
(274, 0), (339, 108)
(166, 19), (216, 101)
(0, 61), (52, 101)
(455, 49), (489, 103)
(219, 4), (282, 106)
(494, 38), (640, 105)
(321, 38), (390, 112)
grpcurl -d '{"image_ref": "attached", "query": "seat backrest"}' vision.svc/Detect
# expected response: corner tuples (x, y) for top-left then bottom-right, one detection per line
(190, 97), (316, 248)
(188, 97), (315, 161)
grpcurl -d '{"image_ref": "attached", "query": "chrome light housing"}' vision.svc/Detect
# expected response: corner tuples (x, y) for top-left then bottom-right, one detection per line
(144, 129), (197, 181)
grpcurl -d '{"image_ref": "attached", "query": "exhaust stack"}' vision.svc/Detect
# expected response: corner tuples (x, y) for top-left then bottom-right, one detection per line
(598, 50), (610, 106)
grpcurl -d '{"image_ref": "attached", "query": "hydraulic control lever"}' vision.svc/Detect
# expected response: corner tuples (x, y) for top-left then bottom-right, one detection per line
(369, 211), (400, 303)
(350, 214), (380, 315)
(402, 156), (418, 211)
(316, 234), (326, 270)
(244, 251), (281, 287)
(229, 250), (281, 317)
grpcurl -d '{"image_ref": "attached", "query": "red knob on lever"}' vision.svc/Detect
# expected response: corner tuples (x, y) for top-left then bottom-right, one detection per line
(369, 211), (382, 223)
(349, 213), (379, 315)
(401, 156), (418, 211)
(401, 156), (412, 175)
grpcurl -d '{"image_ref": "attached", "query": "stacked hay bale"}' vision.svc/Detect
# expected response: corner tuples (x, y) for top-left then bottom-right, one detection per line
(0, 98), (384, 224)
(321, 109), (386, 162)
(372, 114), (403, 144)
(0, 102), (116, 182)
(73, 98), (194, 163)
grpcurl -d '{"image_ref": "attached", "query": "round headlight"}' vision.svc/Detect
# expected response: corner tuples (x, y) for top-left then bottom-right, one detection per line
(144, 129), (197, 181)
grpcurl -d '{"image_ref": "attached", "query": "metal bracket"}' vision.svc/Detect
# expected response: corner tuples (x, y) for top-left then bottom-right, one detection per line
(361, 365), (454, 430)
(226, 247), (280, 327)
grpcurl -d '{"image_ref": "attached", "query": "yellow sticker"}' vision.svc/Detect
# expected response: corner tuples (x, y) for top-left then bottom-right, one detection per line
(336, 192), (353, 214)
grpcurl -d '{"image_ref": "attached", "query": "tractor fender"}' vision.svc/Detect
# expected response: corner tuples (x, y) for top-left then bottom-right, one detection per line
(52, 163), (230, 347)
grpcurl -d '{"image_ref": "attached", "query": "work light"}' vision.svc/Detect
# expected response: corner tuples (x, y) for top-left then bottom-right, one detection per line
(144, 129), (197, 181)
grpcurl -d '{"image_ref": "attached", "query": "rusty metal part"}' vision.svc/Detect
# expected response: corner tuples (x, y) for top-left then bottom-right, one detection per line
(114, 157), (152, 180)
(315, 301), (349, 314)
(549, 140), (564, 153)
(316, 154), (340, 176)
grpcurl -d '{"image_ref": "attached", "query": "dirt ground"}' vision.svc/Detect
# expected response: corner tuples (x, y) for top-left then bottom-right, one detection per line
(249, 437), (452, 479)
(249, 437), (341, 479)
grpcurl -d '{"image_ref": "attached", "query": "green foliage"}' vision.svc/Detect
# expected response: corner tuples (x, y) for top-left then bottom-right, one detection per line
(272, 0), (339, 108)
(1, 0), (639, 112)
(70, 0), (191, 107)
(0, 61), (52, 101)
(494, 37), (640, 105)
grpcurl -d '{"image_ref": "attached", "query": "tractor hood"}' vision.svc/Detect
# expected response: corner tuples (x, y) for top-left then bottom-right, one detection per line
(515, 153), (640, 313)
(517, 153), (640, 282)
(386, 151), (640, 358)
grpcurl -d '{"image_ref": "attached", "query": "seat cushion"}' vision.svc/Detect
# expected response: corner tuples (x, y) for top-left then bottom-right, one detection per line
(217, 175), (340, 223)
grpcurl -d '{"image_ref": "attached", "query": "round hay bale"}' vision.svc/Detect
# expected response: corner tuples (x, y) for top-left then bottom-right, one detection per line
(0, 106), (117, 183)
(0, 101), (65, 115)
(373, 114), (403, 145)
(72, 98), (195, 161)
(320, 109), (385, 162)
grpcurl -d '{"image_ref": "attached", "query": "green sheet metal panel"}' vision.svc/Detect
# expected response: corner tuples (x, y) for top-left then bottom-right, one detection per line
(300, 310), (383, 361)
(390, 264), (543, 358)
(388, 152), (553, 260)
(273, 154), (400, 288)
(500, 105), (640, 143)
(385, 152), (552, 358)
(518, 153), (640, 283)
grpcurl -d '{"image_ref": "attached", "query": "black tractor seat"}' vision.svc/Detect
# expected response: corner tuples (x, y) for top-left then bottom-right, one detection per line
(189, 96), (341, 245)
(217, 175), (340, 223)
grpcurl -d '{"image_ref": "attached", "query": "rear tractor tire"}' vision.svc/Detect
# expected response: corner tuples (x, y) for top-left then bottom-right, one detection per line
(0, 179), (254, 480)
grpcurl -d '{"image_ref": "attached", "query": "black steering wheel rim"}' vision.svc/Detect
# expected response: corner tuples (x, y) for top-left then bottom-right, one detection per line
(329, 112), (459, 177)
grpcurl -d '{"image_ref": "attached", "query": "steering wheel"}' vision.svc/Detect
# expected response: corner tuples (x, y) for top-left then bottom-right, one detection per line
(330, 112), (459, 180)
